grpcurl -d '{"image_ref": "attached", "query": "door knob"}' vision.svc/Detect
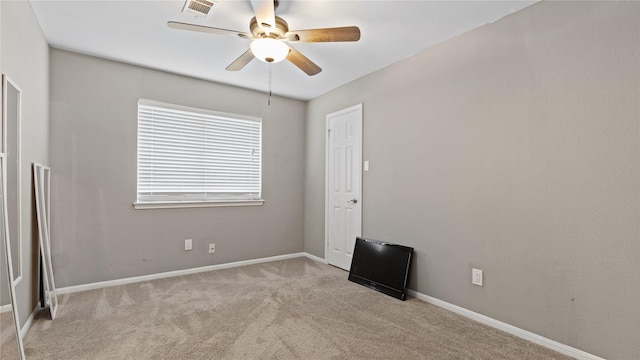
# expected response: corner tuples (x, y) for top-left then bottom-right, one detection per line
(347, 199), (358, 204)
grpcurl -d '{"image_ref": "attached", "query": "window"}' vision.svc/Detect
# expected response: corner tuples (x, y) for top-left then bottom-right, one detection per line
(135, 99), (263, 209)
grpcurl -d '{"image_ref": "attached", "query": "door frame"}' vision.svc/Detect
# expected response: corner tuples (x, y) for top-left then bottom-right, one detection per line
(324, 103), (363, 264)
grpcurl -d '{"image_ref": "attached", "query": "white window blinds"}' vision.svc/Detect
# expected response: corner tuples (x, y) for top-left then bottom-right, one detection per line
(137, 100), (262, 203)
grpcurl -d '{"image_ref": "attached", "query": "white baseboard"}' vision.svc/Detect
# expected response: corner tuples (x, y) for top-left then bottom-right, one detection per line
(303, 252), (327, 264)
(407, 289), (605, 360)
(20, 305), (38, 339)
(0, 304), (11, 313)
(57, 252), (312, 295)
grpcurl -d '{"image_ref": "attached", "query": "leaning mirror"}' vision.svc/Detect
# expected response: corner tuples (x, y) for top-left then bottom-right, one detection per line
(34, 163), (58, 319)
(1, 154), (27, 359)
(2, 75), (22, 285)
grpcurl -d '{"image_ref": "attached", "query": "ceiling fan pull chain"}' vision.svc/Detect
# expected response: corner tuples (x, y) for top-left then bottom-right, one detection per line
(268, 64), (272, 106)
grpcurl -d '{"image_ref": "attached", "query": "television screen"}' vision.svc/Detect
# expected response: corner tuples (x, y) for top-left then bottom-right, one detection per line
(348, 237), (413, 300)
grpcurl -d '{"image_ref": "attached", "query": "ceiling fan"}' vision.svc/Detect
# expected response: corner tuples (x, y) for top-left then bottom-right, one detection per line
(168, 0), (361, 76)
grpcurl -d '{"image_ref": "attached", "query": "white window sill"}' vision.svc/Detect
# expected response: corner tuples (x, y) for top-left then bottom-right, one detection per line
(133, 199), (265, 210)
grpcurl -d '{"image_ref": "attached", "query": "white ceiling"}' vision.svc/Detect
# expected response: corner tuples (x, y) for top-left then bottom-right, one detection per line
(29, 0), (537, 101)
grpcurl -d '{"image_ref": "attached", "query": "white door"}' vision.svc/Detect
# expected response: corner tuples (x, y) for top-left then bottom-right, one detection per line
(326, 104), (362, 270)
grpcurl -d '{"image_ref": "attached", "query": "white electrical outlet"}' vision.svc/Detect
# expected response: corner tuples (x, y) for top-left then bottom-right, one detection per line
(472, 268), (483, 286)
(208, 243), (215, 254)
(185, 239), (193, 251)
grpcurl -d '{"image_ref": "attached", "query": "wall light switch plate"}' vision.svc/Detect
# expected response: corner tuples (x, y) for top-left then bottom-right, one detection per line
(472, 268), (483, 286)
(209, 243), (215, 254)
(185, 239), (193, 251)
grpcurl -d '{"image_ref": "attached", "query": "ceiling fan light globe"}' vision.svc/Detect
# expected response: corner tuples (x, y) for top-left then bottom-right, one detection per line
(250, 38), (289, 63)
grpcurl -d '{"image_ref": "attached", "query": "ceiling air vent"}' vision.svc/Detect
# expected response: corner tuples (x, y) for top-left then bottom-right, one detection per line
(182, 0), (214, 18)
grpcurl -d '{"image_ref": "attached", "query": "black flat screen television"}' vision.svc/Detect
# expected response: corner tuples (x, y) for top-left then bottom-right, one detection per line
(348, 237), (414, 301)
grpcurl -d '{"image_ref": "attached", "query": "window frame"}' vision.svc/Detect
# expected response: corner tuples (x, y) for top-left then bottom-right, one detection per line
(133, 99), (264, 210)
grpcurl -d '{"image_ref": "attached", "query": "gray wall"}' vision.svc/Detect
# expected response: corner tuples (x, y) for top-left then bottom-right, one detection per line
(0, 1), (50, 326)
(305, 2), (639, 359)
(49, 49), (305, 287)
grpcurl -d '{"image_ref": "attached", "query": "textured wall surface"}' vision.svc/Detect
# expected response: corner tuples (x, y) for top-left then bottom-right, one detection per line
(305, 2), (639, 359)
(49, 49), (306, 288)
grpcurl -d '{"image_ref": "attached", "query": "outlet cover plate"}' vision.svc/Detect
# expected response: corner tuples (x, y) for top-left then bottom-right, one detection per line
(185, 239), (193, 251)
(208, 243), (215, 254)
(472, 268), (483, 286)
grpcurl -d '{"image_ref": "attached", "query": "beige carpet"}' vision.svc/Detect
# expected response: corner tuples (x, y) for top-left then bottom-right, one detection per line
(23, 257), (572, 359)
(1, 310), (21, 360)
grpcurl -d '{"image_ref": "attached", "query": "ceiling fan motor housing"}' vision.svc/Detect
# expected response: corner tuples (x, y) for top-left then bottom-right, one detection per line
(250, 16), (289, 39)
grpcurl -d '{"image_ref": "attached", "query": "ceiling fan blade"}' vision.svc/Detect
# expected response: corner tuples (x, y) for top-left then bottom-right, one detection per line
(250, 0), (276, 34)
(168, 21), (251, 40)
(285, 26), (361, 43)
(226, 49), (255, 71)
(286, 46), (321, 76)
